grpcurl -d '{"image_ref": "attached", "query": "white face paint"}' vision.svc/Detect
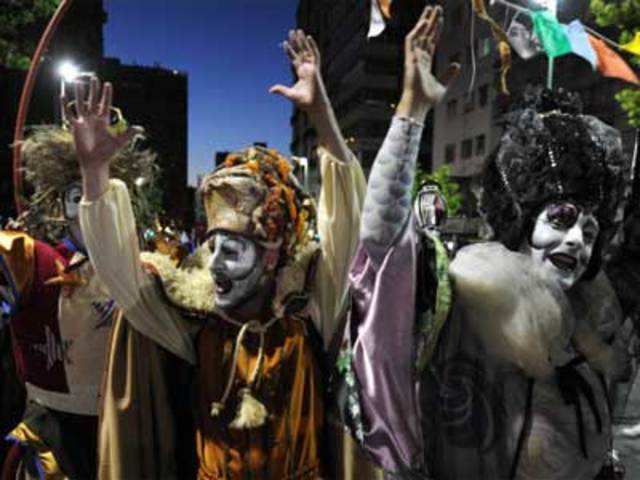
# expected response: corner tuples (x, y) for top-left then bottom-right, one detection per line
(208, 231), (266, 310)
(63, 183), (83, 221)
(528, 202), (599, 290)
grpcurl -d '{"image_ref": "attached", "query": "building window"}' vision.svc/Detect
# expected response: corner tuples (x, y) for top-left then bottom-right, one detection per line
(461, 139), (473, 159)
(445, 144), (456, 164)
(463, 92), (475, 113)
(479, 85), (489, 108)
(478, 37), (492, 58)
(476, 134), (486, 155)
(446, 99), (458, 118)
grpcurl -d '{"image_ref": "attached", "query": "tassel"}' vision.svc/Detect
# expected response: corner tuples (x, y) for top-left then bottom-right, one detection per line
(229, 388), (268, 429)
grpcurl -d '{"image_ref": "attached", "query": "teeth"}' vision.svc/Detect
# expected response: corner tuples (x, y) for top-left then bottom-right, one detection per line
(215, 276), (232, 295)
(548, 254), (577, 272)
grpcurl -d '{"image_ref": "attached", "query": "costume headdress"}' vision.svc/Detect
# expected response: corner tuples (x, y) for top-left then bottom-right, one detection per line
(481, 87), (626, 277)
(19, 125), (159, 241)
(200, 146), (316, 260)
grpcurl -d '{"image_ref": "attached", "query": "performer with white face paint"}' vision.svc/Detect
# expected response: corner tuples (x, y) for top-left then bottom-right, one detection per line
(0, 121), (156, 480)
(527, 202), (600, 290)
(336, 78), (632, 478)
(70, 28), (367, 478)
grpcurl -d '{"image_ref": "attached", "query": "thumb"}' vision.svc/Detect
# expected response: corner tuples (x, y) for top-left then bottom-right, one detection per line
(269, 84), (294, 99)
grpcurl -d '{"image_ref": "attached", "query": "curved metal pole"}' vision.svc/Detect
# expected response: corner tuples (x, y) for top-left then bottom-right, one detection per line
(12, 0), (74, 213)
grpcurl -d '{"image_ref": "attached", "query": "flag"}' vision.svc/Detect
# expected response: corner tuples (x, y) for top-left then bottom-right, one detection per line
(532, 10), (571, 59)
(368, 0), (392, 38)
(622, 32), (640, 57)
(588, 34), (640, 85)
(564, 20), (597, 69)
(506, 14), (542, 60)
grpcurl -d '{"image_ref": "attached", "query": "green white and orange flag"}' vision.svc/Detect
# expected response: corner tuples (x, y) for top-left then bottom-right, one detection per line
(368, 0), (393, 38)
(588, 34), (640, 85)
(531, 10), (571, 58)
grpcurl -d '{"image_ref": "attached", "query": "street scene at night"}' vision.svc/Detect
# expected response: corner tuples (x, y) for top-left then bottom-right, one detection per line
(1, 0), (640, 478)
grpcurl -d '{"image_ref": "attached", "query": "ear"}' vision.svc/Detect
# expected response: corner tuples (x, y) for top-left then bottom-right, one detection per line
(263, 248), (280, 271)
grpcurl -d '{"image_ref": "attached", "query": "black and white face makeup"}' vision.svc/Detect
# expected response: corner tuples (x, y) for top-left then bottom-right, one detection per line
(528, 202), (599, 290)
(63, 182), (83, 221)
(207, 231), (267, 311)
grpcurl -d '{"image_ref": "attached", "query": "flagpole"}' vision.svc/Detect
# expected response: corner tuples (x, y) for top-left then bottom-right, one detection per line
(548, 58), (554, 88)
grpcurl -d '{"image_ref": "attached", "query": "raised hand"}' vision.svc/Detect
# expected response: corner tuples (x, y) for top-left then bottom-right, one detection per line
(270, 30), (324, 112)
(62, 77), (141, 172)
(399, 6), (460, 118)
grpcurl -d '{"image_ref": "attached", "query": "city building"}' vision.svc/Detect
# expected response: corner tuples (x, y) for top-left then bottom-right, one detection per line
(293, 0), (434, 186)
(432, 0), (636, 215)
(100, 58), (189, 221)
(1, 0), (189, 223)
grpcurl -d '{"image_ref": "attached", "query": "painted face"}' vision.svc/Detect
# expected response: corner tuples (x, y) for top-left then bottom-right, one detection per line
(528, 202), (599, 290)
(63, 183), (83, 221)
(207, 231), (266, 310)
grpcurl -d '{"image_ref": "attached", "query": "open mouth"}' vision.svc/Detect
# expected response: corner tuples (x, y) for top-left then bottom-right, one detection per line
(547, 253), (577, 272)
(215, 275), (233, 295)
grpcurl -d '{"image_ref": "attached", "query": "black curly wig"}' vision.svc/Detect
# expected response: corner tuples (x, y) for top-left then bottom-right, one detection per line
(480, 86), (625, 280)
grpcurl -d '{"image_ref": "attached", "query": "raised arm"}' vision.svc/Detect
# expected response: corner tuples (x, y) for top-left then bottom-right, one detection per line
(65, 78), (195, 363)
(271, 30), (367, 344)
(270, 30), (352, 163)
(360, 6), (459, 267)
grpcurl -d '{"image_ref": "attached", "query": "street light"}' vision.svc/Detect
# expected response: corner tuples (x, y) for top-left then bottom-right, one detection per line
(57, 60), (80, 83)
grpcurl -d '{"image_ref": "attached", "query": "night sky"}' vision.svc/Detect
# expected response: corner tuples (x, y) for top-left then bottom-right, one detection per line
(104, 0), (299, 185)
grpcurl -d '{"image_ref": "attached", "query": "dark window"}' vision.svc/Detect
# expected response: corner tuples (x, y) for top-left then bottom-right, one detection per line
(445, 144), (456, 164)
(463, 92), (475, 113)
(461, 139), (473, 159)
(479, 85), (489, 108)
(446, 99), (458, 117)
(476, 134), (486, 155)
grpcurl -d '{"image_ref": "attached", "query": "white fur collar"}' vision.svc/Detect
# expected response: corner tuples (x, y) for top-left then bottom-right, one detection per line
(140, 241), (320, 319)
(449, 242), (622, 379)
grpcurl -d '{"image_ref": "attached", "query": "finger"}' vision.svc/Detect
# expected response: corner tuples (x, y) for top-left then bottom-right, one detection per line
(412, 19), (431, 45)
(297, 30), (310, 54)
(427, 15), (444, 56)
(308, 35), (321, 62)
(424, 5), (442, 39)
(99, 82), (113, 117)
(407, 6), (432, 41)
(439, 63), (461, 89)
(60, 94), (76, 125)
(301, 31), (313, 55)
(289, 29), (302, 54)
(269, 84), (294, 99)
(87, 76), (99, 114)
(282, 41), (300, 64)
(74, 82), (87, 117)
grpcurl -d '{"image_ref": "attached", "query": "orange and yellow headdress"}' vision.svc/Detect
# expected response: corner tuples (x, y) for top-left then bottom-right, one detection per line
(200, 146), (316, 259)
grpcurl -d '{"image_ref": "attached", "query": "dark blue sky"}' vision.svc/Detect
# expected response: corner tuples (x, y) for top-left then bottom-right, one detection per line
(104, 0), (298, 185)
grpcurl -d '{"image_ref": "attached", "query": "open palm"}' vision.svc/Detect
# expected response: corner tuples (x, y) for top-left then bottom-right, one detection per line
(270, 30), (323, 112)
(63, 77), (140, 171)
(404, 6), (459, 106)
